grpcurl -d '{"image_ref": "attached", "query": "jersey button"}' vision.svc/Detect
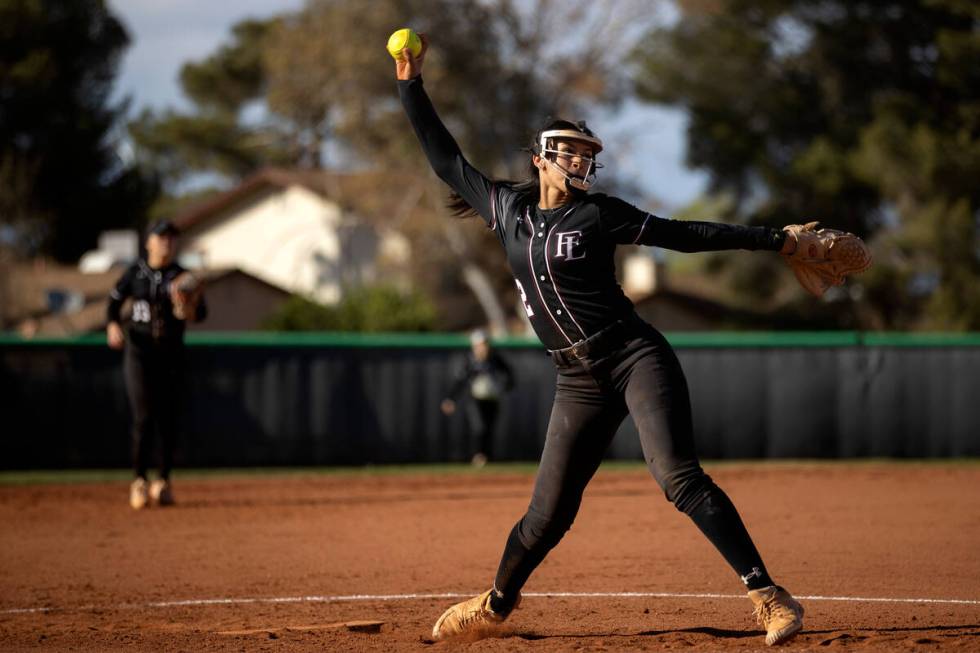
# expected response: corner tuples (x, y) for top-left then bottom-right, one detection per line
(539, 223), (545, 228)
(539, 275), (546, 281)
(537, 232), (544, 237)
(556, 310), (563, 315)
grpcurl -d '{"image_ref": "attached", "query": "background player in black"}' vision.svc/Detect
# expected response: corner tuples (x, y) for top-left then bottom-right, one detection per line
(107, 220), (206, 510)
(441, 329), (515, 466)
(395, 36), (806, 646)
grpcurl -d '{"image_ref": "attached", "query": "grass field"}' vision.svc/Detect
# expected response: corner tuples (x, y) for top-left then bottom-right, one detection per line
(3, 458), (977, 485)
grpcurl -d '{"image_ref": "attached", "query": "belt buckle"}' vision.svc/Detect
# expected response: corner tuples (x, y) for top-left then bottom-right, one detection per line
(570, 342), (587, 359)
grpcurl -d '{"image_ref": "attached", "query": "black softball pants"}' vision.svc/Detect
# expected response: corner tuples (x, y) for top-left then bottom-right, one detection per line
(466, 398), (500, 460)
(491, 320), (773, 613)
(123, 340), (183, 480)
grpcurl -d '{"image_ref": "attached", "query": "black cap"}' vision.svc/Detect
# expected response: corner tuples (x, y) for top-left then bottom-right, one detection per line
(147, 219), (180, 237)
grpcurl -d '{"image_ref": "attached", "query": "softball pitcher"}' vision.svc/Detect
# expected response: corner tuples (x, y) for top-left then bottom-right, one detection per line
(394, 33), (865, 647)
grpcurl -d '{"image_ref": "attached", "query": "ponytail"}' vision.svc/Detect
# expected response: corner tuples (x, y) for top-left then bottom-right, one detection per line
(447, 156), (538, 218)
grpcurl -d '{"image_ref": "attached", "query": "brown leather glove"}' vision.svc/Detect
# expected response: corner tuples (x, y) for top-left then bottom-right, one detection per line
(782, 222), (872, 297)
(170, 272), (204, 320)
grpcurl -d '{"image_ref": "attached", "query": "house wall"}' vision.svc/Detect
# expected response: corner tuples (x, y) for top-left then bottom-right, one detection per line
(187, 273), (291, 332)
(183, 186), (350, 304)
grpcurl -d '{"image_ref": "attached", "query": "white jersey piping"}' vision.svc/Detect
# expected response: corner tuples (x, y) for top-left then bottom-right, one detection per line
(544, 206), (588, 340)
(525, 206), (574, 346)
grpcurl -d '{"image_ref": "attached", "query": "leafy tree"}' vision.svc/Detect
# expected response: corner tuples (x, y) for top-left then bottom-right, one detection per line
(127, 19), (295, 192)
(633, 0), (980, 329)
(0, 0), (157, 261)
(134, 0), (654, 186)
(262, 0), (659, 332)
(133, 0), (660, 332)
(263, 285), (436, 331)
(263, 0), (651, 173)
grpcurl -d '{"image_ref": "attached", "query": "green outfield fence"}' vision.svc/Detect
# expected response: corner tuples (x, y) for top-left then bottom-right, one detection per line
(4, 331), (980, 348)
(1, 331), (978, 468)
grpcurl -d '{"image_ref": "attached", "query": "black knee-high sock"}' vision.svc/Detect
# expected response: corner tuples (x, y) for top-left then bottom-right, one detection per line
(489, 521), (550, 615)
(686, 486), (775, 591)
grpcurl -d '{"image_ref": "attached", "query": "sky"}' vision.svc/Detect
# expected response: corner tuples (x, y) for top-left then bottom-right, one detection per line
(107, 0), (707, 211)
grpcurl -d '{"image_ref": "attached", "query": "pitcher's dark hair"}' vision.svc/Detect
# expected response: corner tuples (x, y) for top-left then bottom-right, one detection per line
(447, 118), (595, 219)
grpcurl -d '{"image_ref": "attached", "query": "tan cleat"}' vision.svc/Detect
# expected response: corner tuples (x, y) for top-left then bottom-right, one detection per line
(129, 478), (149, 510)
(149, 479), (175, 506)
(748, 585), (804, 646)
(431, 589), (519, 641)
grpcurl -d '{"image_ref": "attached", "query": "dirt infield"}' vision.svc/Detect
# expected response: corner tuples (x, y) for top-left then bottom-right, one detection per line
(1, 463), (978, 651)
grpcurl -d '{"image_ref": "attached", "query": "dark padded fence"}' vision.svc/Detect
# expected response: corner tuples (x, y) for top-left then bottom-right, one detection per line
(1, 332), (978, 469)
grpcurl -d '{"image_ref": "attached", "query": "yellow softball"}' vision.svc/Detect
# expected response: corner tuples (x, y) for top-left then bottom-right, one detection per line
(387, 28), (422, 60)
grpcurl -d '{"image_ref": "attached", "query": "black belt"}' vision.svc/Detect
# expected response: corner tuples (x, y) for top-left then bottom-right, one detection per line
(548, 319), (633, 366)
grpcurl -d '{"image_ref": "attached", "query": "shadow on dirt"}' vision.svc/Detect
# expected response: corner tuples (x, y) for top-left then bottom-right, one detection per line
(513, 627), (759, 641)
(508, 623), (980, 642)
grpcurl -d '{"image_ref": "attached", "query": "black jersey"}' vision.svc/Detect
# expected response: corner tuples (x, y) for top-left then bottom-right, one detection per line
(399, 77), (785, 350)
(107, 259), (206, 345)
(448, 351), (515, 402)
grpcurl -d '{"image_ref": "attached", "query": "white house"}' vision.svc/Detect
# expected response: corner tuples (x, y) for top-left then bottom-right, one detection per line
(173, 168), (410, 304)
